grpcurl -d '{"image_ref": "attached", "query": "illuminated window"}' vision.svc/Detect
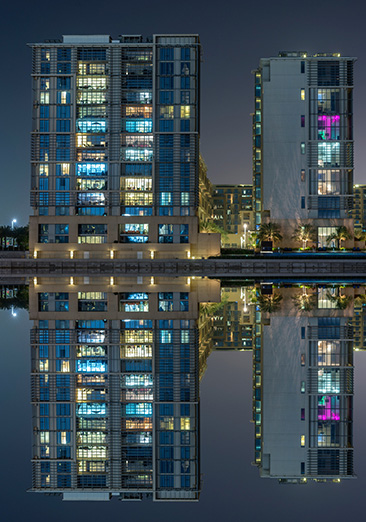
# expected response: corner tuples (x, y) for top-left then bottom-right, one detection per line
(40, 92), (49, 104)
(180, 106), (191, 119)
(125, 106), (152, 118)
(77, 77), (107, 90)
(301, 89), (305, 100)
(40, 432), (50, 444)
(125, 119), (152, 133)
(76, 163), (107, 176)
(317, 170), (341, 195)
(124, 135), (153, 148)
(77, 178), (107, 191)
(39, 360), (49, 372)
(76, 134), (107, 148)
(160, 417), (174, 430)
(317, 341), (341, 366)
(300, 435), (305, 447)
(180, 417), (190, 430)
(160, 106), (174, 119)
(318, 115), (340, 140)
(301, 142), (306, 155)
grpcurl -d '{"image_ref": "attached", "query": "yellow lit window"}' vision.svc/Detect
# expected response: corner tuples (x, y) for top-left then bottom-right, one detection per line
(57, 163), (70, 175)
(40, 432), (49, 444)
(160, 106), (174, 119)
(61, 431), (68, 445)
(126, 106), (152, 118)
(39, 164), (49, 176)
(124, 193), (153, 206)
(180, 417), (191, 430)
(40, 92), (49, 104)
(301, 435), (305, 447)
(301, 89), (306, 101)
(123, 178), (152, 192)
(60, 91), (68, 104)
(39, 360), (49, 372)
(160, 417), (174, 430)
(181, 106), (191, 119)
(59, 360), (70, 373)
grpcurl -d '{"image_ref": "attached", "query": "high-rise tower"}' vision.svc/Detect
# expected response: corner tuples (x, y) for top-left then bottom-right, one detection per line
(253, 52), (356, 248)
(29, 34), (219, 260)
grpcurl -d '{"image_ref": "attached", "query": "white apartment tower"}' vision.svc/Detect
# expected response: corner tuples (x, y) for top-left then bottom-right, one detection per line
(253, 52), (356, 247)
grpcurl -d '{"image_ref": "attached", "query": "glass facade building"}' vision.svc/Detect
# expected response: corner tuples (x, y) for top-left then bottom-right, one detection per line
(29, 34), (220, 260)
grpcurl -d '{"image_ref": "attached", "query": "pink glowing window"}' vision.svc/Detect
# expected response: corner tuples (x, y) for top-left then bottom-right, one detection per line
(318, 115), (340, 140)
(318, 395), (340, 421)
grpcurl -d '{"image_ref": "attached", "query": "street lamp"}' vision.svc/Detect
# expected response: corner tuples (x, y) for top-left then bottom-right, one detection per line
(11, 219), (17, 230)
(243, 223), (248, 248)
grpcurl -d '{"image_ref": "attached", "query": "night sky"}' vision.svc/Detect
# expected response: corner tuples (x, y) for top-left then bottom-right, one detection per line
(2, 0), (366, 226)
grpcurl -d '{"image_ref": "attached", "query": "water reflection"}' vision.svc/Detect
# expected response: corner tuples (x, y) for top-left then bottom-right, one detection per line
(28, 276), (220, 501)
(2, 279), (363, 499)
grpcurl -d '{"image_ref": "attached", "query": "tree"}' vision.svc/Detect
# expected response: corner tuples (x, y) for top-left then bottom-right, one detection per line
(257, 293), (283, 313)
(257, 222), (283, 244)
(327, 291), (352, 310)
(292, 223), (317, 249)
(200, 220), (228, 238)
(354, 230), (366, 242)
(326, 226), (352, 249)
(292, 291), (317, 311)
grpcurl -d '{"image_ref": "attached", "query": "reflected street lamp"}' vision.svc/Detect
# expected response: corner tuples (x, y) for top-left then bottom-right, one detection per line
(11, 306), (17, 317)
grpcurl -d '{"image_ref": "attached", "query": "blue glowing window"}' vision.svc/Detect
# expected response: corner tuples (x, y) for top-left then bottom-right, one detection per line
(76, 403), (107, 417)
(76, 163), (107, 176)
(76, 359), (107, 373)
(76, 119), (107, 133)
(125, 119), (152, 133)
(126, 403), (152, 417)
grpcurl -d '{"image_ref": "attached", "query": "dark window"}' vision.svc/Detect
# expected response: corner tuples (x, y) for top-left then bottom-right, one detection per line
(301, 115), (305, 127)
(301, 196), (306, 209)
(318, 61), (340, 86)
(301, 61), (305, 74)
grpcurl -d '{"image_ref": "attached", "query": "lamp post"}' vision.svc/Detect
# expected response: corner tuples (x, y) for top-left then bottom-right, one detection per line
(11, 219), (17, 230)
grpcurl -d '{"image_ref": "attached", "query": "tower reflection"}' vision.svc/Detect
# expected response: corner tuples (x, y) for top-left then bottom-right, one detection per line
(29, 276), (220, 501)
(22, 279), (365, 499)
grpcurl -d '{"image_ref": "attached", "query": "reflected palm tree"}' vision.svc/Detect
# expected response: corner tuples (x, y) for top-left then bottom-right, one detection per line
(326, 291), (352, 310)
(257, 293), (283, 313)
(292, 290), (317, 311)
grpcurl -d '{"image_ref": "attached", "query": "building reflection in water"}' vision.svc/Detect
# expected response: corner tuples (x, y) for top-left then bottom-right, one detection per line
(15, 279), (365, 499)
(28, 276), (220, 501)
(251, 284), (357, 483)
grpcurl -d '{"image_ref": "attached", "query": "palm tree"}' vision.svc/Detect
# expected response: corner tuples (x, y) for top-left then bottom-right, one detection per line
(354, 294), (366, 307)
(292, 223), (317, 249)
(257, 293), (283, 313)
(200, 220), (228, 238)
(257, 222), (283, 244)
(326, 226), (353, 249)
(354, 230), (366, 242)
(327, 291), (352, 310)
(292, 290), (317, 311)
